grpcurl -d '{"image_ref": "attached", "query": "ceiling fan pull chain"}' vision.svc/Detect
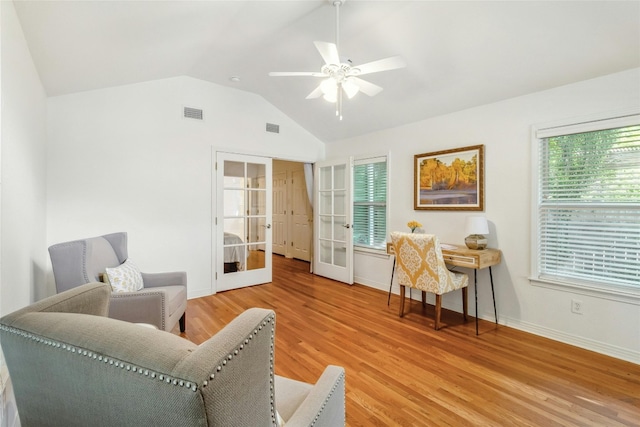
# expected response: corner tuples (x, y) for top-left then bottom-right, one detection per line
(338, 84), (343, 121)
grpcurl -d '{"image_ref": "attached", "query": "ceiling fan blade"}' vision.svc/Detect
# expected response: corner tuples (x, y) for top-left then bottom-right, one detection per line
(351, 77), (383, 97)
(314, 41), (340, 65)
(352, 56), (406, 76)
(268, 71), (325, 77)
(306, 84), (324, 99)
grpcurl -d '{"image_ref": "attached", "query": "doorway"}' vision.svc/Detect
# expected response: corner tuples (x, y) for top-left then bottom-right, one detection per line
(272, 160), (313, 262)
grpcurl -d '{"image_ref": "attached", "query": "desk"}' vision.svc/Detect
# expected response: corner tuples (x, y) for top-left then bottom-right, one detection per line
(387, 242), (501, 335)
(441, 245), (501, 335)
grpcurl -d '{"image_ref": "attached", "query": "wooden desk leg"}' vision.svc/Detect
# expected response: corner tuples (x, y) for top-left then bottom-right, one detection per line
(387, 256), (396, 306)
(489, 266), (497, 324)
(474, 269), (478, 335)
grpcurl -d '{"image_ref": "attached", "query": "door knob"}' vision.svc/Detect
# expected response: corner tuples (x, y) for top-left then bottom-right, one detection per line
(342, 224), (351, 229)
(262, 224), (272, 229)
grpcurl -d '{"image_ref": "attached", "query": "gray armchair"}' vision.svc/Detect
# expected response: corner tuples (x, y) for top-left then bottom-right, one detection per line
(48, 232), (187, 332)
(0, 283), (346, 426)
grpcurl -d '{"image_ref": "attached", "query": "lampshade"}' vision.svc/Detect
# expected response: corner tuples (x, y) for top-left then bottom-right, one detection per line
(465, 216), (489, 250)
(321, 79), (337, 103)
(342, 79), (360, 99)
(466, 216), (489, 235)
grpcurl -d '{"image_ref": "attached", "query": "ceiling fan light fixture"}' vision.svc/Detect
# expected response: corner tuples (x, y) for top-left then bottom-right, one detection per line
(321, 79), (338, 103)
(323, 90), (338, 103)
(268, 0), (405, 119)
(342, 79), (360, 99)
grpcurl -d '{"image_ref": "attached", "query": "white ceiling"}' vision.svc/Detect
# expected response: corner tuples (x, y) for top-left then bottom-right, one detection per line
(13, 0), (640, 142)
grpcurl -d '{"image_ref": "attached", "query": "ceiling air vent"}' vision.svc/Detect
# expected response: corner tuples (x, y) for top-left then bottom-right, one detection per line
(183, 107), (203, 120)
(266, 123), (280, 133)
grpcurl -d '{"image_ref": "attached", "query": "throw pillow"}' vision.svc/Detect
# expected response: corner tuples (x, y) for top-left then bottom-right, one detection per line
(105, 259), (144, 292)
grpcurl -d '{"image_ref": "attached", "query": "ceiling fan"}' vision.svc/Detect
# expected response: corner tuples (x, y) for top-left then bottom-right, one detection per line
(268, 0), (406, 120)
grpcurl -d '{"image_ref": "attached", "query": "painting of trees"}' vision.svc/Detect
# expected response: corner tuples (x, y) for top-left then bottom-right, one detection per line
(419, 153), (478, 190)
(414, 145), (484, 210)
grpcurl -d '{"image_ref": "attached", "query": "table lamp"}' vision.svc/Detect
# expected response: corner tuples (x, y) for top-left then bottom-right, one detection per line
(465, 216), (489, 250)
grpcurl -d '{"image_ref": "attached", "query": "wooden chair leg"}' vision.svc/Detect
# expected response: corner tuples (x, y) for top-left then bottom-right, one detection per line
(421, 291), (426, 307)
(434, 294), (442, 330)
(462, 287), (468, 322)
(399, 285), (406, 317)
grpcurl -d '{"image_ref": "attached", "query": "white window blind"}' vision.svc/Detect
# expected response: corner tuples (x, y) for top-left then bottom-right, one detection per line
(536, 120), (640, 289)
(353, 157), (387, 250)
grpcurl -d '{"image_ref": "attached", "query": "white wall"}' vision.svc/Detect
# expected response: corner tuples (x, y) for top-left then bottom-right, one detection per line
(326, 68), (640, 363)
(1, 0), (47, 315)
(1, 2), (47, 426)
(46, 76), (324, 299)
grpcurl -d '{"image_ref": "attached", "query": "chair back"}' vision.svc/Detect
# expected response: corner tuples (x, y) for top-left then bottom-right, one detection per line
(49, 232), (129, 292)
(390, 232), (462, 295)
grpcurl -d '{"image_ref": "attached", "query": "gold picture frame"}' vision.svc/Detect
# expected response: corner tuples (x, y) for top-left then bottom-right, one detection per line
(414, 145), (484, 211)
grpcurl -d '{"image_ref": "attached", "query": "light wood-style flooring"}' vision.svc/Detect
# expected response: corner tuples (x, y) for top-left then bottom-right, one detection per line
(174, 255), (640, 426)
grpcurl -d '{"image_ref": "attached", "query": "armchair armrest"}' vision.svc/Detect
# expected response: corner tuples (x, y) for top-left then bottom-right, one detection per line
(141, 271), (187, 288)
(174, 308), (277, 426)
(108, 290), (165, 329)
(1, 283), (111, 327)
(280, 366), (346, 427)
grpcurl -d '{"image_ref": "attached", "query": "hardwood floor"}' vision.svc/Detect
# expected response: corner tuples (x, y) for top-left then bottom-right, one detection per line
(174, 255), (640, 426)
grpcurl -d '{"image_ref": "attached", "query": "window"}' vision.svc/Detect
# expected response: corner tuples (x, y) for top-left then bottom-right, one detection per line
(533, 113), (640, 295)
(353, 156), (388, 251)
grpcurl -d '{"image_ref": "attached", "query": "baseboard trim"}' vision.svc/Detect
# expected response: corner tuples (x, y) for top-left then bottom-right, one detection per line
(188, 288), (213, 299)
(500, 316), (640, 364)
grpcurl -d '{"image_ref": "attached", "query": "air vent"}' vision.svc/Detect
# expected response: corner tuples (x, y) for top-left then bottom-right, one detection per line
(183, 107), (203, 120)
(266, 123), (280, 133)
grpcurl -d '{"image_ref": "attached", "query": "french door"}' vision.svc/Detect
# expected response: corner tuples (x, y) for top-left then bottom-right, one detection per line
(216, 152), (272, 292)
(314, 157), (353, 284)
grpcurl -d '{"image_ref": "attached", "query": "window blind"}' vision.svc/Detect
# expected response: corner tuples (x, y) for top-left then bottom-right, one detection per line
(353, 157), (387, 250)
(538, 123), (640, 288)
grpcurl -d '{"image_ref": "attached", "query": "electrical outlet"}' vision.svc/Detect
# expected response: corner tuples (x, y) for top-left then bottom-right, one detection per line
(571, 299), (583, 314)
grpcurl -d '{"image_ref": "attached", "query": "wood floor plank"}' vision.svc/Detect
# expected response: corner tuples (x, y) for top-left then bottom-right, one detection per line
(173, 255), (640, 426)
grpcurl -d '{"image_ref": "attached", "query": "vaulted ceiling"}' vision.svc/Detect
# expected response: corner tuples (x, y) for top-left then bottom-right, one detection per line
(13, 0), (640, 142)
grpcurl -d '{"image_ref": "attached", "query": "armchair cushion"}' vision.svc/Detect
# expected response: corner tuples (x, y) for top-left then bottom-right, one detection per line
(105, 259), (144, 292)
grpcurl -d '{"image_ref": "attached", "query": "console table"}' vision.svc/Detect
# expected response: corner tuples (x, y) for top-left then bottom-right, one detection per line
(387, 242), (501, 335)
(441, 244), (501, 335)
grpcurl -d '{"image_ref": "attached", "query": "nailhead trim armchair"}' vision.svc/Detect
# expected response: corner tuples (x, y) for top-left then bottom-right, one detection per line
(48, 232), (187, 332)
(0, 283), (346, 426)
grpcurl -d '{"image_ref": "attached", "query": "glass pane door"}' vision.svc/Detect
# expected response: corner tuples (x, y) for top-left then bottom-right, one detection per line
(216, 152), (272, 292)
(314, 157), (353, 284)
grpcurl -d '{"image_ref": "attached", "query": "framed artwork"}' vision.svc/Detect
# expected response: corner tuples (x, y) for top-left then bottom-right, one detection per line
(414, 144), (484, 211)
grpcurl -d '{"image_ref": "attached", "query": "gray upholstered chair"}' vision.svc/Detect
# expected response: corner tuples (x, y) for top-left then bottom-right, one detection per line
(0, 283), (346, 426)
(48, 232), (187, 332)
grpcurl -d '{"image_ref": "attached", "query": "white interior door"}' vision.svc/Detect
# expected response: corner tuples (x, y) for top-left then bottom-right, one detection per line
(272, 172), (287, 256)
(314, 157), (353, 284)
(216, 152), (272, 292)
(292, 168), (312, 261)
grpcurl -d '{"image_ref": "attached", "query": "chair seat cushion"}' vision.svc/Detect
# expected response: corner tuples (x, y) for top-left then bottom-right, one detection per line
(143, 285), (187, 316)
(275, 375), (313, 422)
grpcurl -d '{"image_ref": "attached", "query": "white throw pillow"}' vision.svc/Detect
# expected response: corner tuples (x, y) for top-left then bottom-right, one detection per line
(105, 259), (144, 292)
